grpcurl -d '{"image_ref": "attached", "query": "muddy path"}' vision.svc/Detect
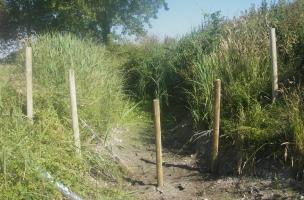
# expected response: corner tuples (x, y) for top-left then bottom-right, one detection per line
(108, 127), (303, 200)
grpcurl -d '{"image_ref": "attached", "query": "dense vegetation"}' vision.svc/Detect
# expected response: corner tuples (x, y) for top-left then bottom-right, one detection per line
(0, 34), (145, 199)
(120, 0), (304, 175)
(1, 0), (304, 198)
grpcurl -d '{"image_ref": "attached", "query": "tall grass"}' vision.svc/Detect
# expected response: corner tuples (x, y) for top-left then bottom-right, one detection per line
(20, 34), (132, 136)
(0, 34), (143, 199)
(121, 36), (180, 106)
(120, 0), (304, 174)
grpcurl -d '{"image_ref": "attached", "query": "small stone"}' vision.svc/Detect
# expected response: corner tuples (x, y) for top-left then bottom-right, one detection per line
(177, 184), (185, 191)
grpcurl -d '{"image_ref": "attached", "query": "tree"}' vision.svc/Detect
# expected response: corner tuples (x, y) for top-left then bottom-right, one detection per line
(0, 0), (7, 33)
(2, 0), (168, 43)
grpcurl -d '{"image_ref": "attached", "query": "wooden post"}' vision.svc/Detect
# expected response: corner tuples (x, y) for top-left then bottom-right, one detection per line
(211, 79), (221, 173)
(270, 28), (278, 102)
(25, 47), (33, 121)
(153, 99), (164, 187)
(69, 69), (81, 156)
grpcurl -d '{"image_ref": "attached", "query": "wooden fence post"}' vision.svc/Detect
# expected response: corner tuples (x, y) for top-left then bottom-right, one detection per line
(25, 47), (33, 121)
(270, 27), (278, 102)
(153, 99), (164, 187)
(211, 79), (221, 173)
(69, 69), (81, 156)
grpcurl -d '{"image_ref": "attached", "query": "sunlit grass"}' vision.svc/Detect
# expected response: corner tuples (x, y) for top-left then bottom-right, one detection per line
(0, 34), (142, 199)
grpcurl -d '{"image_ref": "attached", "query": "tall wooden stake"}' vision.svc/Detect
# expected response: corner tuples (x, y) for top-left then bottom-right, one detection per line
(270, 28), (278, 102)
(69, 69), (81, 156)
(153, 99), (164, 187)
(25, 47), (33, 121)
(211, 79), (221, 173)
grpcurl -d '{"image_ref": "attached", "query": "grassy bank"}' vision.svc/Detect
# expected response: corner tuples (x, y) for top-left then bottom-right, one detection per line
(0, 34), (145, 199)
(119, 0), (304, 175)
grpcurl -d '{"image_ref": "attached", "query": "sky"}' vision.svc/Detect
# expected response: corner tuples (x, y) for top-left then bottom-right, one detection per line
(148, 0), (273, 39)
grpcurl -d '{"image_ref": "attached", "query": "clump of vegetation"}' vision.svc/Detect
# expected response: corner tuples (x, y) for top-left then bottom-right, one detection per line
(121, 0), (304, 175)
(0, 34), (144, 199)
(121, 36), (179, 105)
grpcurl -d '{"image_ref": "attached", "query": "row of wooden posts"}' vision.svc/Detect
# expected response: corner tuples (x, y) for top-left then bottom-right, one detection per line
(24, 28), (279, 188)
(152, 27), (279, 187)
(25, 47), (82, 156)
(151, 80), (221, 188)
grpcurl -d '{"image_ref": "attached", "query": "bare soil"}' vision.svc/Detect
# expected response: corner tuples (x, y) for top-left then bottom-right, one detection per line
(108, 127), (304, 200)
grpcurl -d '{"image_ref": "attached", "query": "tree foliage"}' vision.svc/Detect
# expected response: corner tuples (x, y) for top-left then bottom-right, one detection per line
(1, 0), (168, 43)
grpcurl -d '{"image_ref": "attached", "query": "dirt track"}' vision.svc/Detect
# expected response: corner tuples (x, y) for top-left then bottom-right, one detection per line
(109, 127), (304, 200)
